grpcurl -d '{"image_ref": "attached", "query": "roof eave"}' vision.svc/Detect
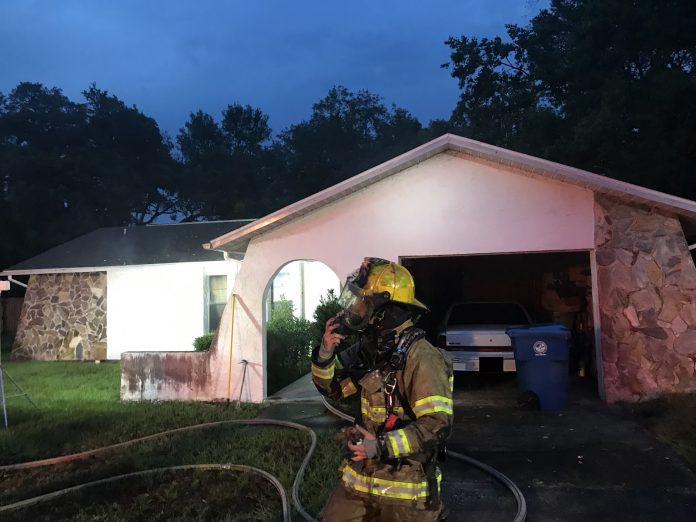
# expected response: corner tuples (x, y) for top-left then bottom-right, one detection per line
(0, 257), (238, 276)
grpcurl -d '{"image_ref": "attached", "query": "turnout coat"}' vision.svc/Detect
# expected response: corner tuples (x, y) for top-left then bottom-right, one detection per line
(311, 326), (454, 508)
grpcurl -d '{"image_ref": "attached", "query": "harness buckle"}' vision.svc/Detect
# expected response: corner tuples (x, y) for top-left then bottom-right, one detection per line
(384, 374), (397, 394)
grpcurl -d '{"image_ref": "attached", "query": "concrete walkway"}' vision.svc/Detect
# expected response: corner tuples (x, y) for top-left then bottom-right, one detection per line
(264, 374), (696, 521)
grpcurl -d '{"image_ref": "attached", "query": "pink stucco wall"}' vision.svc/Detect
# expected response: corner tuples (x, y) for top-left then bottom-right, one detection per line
(120, 151), (596, 402)
(216, 152), (595, 402)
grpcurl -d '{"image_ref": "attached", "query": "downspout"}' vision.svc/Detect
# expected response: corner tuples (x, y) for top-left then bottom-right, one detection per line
(202, 244), (242, 401)
(299, 261), (306, 319)
(226, 294), (237, 402)
(7, 276), (28, 289)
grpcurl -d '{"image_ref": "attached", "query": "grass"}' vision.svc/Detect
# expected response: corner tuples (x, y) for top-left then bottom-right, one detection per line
(629, 392), (696, 470)
(0, 361), (342, 521)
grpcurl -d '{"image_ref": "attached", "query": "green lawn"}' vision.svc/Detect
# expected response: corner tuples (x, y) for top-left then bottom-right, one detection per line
(0, 361), (341, 521)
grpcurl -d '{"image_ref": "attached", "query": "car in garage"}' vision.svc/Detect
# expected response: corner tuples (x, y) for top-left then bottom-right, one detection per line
(437, 301), (532, 372)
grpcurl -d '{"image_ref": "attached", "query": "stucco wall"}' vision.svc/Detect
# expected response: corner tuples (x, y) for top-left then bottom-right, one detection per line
(108, 260), (239, 359)
(12, 272), (107, 360)
(595, 195), (696, 402)
(213, 152), (596, 402)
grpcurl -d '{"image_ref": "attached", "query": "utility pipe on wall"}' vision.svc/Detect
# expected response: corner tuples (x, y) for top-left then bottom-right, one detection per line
(226, 294), (237, 402)
(8, 276), (28, 288)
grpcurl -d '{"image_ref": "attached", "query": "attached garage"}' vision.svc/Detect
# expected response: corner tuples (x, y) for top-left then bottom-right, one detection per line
(127, 134), (696, 404)
(403, 252), (594, 375)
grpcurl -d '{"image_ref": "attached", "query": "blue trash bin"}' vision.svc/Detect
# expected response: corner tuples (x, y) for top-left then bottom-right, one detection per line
(506, 324), (572, 412)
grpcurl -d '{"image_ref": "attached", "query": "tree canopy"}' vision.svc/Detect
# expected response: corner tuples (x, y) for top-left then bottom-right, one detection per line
(443, 0), (696, 199)
(277, 86), (423, 203)
(1, 0), (695, 269)
(0, 83), (178, 268)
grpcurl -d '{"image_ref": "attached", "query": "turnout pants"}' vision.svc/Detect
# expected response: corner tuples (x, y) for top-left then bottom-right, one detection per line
(320, 483), (446, 522)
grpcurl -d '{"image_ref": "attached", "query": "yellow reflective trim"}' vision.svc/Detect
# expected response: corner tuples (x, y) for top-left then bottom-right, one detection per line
(360, 397), (407, 423)
(413, 395), (453, 418)
(388, 435), (400, 456)
(341, 465), (432, 500)
(415, 406), (453, 417)
(386, 428), (412, 457)
(414, 395), (451, 408)
(311, 361), (335, 380)
(400, 430), (411, 454)
(449, 375), (454, 392)
(341, 379), (357, 397)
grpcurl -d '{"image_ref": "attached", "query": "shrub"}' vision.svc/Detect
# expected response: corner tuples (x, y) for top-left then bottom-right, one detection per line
(266, 298), (314, 395)
(193, 332), (214, 352)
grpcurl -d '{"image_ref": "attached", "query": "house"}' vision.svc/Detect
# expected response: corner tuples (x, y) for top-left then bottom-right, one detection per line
(1, 220), (254, 360)
(118, 134), (696, 404)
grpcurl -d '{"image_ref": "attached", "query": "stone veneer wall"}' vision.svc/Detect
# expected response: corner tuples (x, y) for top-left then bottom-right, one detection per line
(595, 195), (696, 402)
(12, 272), (107, 360)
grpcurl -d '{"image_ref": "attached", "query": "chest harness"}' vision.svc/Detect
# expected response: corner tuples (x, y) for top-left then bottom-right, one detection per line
(378, 326), (444, 510)
(380, 327), (425, 431)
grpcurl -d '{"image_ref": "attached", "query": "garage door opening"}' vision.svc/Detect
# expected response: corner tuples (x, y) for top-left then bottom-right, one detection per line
(402, 252), (597, 394)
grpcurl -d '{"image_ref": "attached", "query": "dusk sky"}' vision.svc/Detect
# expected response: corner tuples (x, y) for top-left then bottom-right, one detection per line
(1, 1), (547, 137)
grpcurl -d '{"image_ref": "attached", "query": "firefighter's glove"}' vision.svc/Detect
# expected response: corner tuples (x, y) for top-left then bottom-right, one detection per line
(347, 424), (379, 462)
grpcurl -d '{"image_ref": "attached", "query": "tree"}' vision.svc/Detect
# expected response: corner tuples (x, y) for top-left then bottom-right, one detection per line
(82, 85), (179, 225)
(176, 104), (275, 220)
(0, 83), (88, 268)
(443, 0), (696, 199)
(277, 86), (423, 205)
(0, 82), (179, 269)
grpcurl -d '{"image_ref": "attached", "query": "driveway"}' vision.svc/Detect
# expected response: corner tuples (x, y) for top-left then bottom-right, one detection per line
(444, 374), (696, 521)
(265, 374), (696, 521)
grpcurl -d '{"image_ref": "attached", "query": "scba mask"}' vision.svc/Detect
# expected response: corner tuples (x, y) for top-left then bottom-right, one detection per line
(337, 281), (390, 332)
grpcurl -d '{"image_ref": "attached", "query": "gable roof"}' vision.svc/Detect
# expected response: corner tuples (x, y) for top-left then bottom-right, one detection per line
(206, 134), (696, 254)
(1, 220), (254, 275)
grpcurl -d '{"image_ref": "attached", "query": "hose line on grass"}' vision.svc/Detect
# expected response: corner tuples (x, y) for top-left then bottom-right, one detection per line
(0, 419), (317, 522)
(0, 464), (291, 521)
(0, 406), (526, 522)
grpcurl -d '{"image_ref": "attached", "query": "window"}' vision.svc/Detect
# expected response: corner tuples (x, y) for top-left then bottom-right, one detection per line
(207, 275), (227, 332)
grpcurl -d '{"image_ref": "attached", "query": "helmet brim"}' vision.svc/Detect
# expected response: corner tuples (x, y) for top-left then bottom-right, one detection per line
(410, 298), (430, 313)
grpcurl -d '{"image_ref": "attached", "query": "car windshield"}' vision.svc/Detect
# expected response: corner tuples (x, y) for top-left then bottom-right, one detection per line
(447, 303), (529, 326)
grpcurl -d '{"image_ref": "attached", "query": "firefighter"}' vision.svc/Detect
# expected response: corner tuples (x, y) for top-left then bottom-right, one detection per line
(312, 258), (453, 522)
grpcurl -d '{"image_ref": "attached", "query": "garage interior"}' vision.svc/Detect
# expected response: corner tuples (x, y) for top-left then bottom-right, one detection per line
(402, 251), (597, 390)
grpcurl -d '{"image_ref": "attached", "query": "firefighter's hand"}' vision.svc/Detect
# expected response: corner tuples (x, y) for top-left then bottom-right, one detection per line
(320, 317), (345, 357)
(348, 425), (377, 462)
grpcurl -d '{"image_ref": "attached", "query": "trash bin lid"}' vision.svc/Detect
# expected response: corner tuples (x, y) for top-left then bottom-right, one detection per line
(506, 323), (572, 339)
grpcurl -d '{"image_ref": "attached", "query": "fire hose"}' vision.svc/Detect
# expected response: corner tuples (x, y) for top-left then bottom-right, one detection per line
(0, 403), (527, 522)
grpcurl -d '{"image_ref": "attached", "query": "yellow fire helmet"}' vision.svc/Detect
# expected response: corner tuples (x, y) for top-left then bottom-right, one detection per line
(338, 259), (429, 332)
(365, 261), (429, 312)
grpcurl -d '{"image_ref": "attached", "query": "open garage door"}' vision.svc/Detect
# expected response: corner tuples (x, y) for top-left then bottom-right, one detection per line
(401, 252), (597, 389)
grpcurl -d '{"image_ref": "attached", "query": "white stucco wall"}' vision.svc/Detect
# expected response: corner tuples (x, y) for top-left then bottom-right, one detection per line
(212, 152), (596, 402)
(107, 260), (240, 359)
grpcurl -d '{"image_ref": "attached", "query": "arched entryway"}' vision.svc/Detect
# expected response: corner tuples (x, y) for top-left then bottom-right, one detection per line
(262, 260), (340, 395)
